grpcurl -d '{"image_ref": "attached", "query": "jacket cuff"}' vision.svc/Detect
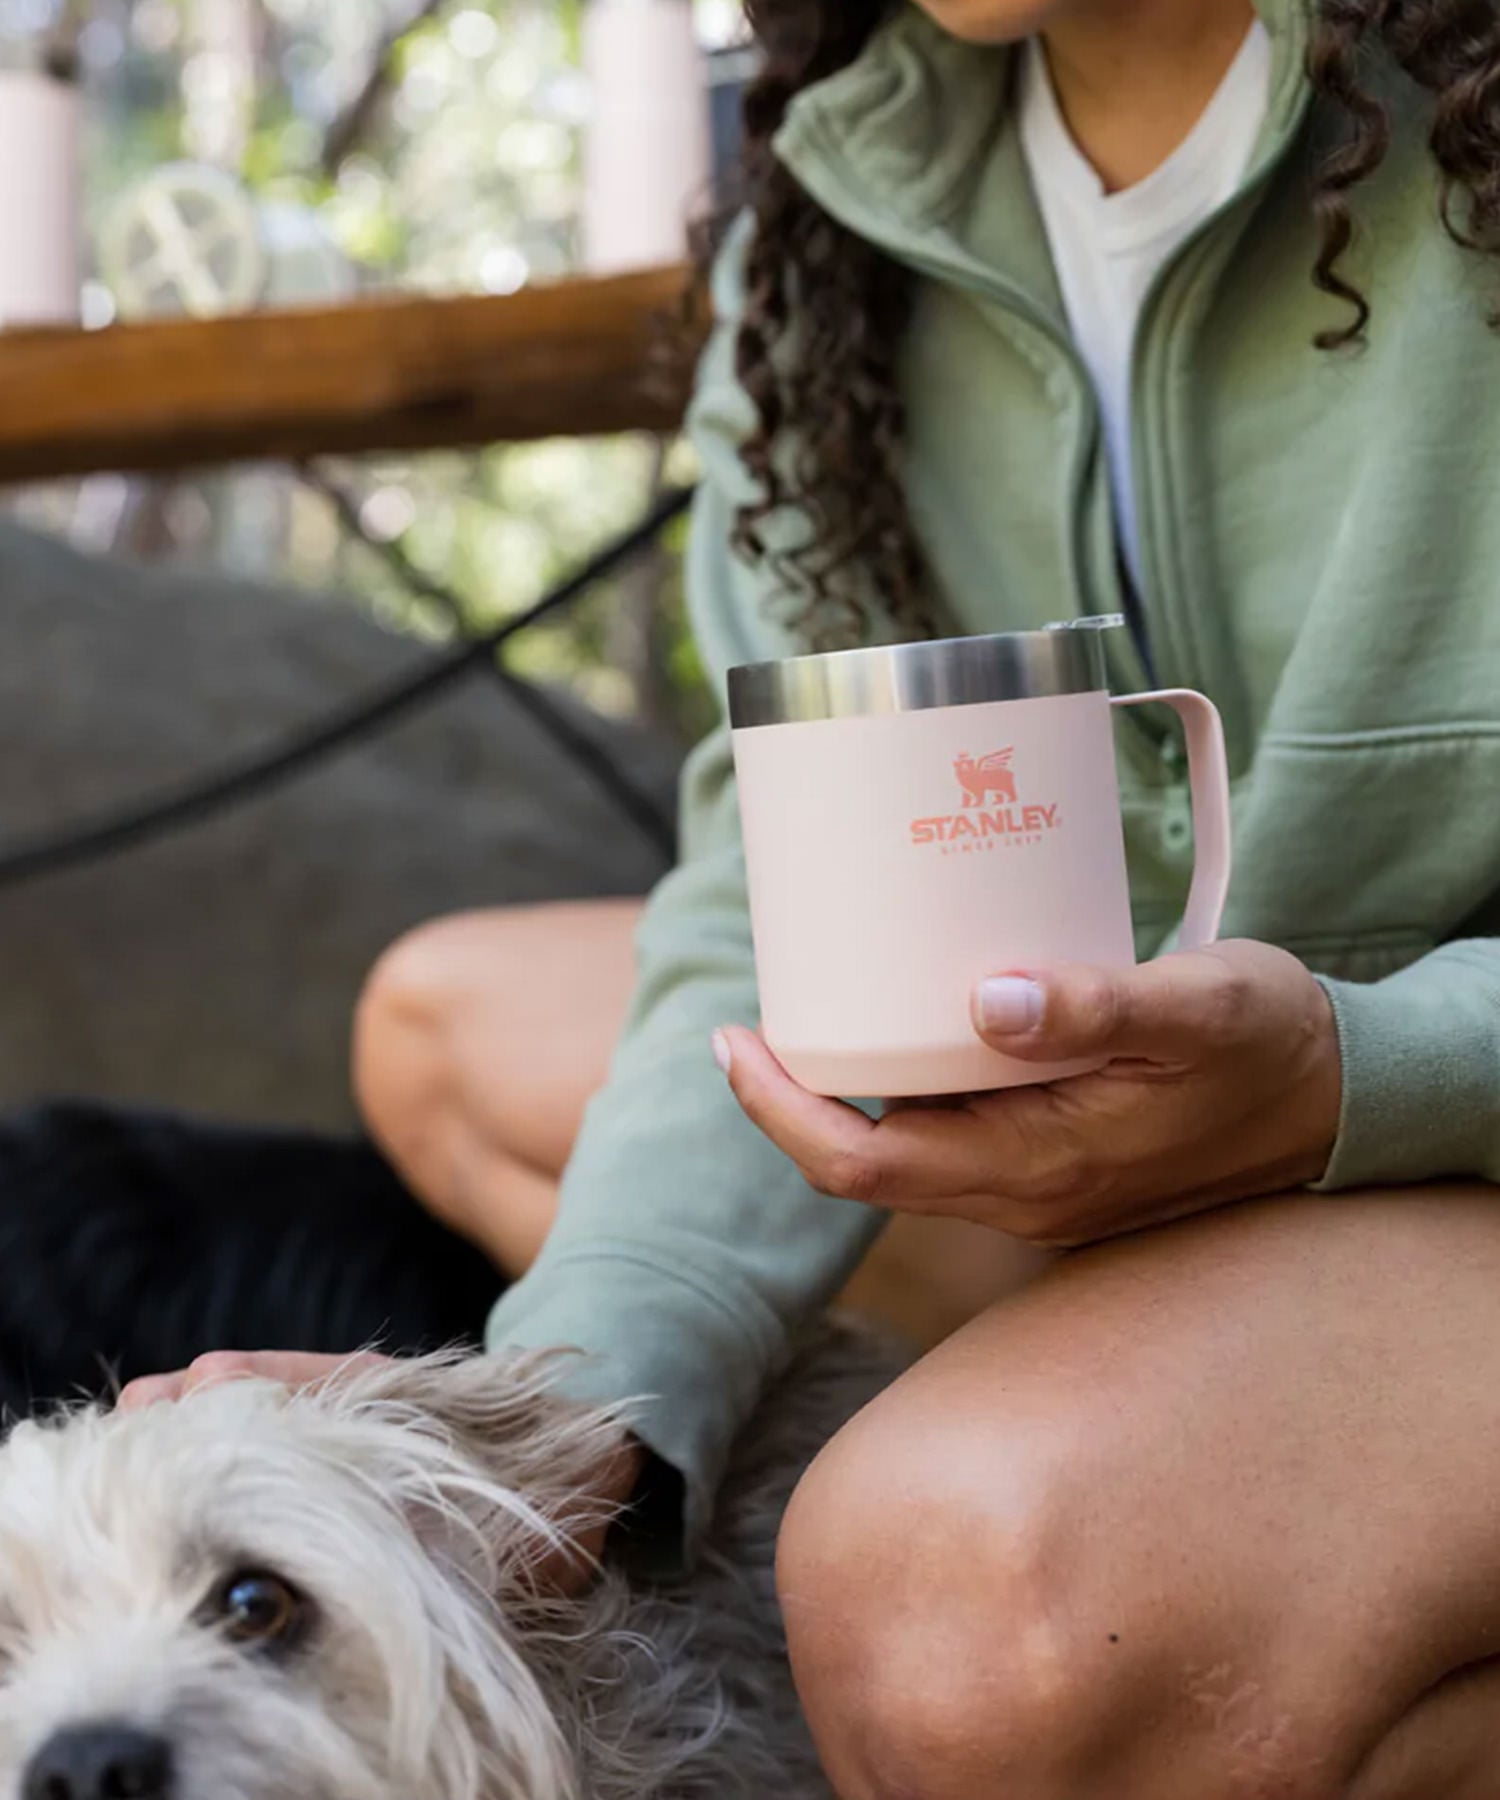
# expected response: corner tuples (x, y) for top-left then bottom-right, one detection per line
(486, 1244), (785, 1571)
(1313, 967), (1500, 1190)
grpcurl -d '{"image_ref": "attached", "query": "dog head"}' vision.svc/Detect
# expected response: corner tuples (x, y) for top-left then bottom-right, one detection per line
(0, 1353), (631, 1800)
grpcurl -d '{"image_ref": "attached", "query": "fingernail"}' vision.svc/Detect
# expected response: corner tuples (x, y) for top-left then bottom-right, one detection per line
(711, 1029), (733, 1075)
(976, 977), (1044, 1035)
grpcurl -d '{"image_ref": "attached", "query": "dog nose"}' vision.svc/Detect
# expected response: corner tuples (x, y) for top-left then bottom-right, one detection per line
(22, 1724), (173, 1800)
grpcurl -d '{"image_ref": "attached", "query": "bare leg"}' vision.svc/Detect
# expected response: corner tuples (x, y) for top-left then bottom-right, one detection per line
(840, 1215), (1051, 1348)
(354, 900), (1042, 1339)
(778, 1189), (1500, 1800)
(1349, 1660), (1500, 1799)
(353, 900), (643, 1276)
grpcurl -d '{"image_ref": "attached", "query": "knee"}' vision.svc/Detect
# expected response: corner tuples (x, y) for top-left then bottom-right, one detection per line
(353, 920), (459, 1122)
(352, 913), (512, 1181)
(775, 1407), (1329, 1800)
(776, 1408), (1117, 1800)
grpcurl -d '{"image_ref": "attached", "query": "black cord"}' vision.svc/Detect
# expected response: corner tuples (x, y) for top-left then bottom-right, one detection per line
(0, 485), (695, 890)
(300, 464), (678, 860)
(490, 666), (677, 859)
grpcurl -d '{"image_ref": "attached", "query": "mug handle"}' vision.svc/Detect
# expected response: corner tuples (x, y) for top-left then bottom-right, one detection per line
(1109, 690), (1232, 952)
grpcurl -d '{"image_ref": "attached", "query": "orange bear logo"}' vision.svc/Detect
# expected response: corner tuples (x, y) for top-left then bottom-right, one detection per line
(953, 749), (1018, 808)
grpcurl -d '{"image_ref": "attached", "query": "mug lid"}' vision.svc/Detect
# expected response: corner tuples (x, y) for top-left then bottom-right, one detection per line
(728, 617), (1124, 729)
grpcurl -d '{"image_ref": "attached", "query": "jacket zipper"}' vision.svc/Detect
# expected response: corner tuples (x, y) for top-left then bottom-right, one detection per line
(1124, 66), (1316, 775)
(889, 241), (1164, 715)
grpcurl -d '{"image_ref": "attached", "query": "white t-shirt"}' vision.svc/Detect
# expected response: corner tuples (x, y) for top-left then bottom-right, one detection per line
(1018, 23), (1272, 591)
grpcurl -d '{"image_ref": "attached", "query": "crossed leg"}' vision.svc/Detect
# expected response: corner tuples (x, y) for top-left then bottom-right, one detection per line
(352, 899), (1043, 1337)
(352, 900), (643, 1275)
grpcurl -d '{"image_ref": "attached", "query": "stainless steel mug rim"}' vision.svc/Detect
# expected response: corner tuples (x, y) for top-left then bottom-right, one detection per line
(727, 620), (1124, 729)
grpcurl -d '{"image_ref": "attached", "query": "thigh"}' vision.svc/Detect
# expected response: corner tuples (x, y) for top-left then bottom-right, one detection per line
(787, 1188), (1500, 1797)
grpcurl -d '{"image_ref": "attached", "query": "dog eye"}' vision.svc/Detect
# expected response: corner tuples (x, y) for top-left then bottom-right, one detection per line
(214, 1571), (307, 1649)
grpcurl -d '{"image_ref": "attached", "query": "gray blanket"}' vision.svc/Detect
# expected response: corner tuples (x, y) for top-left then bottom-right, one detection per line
(0, 523), (679, 1127)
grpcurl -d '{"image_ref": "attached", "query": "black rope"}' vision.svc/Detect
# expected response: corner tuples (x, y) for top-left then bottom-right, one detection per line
(489, 666), (676, 859)
(300, 464), (678, 860)
(0, 485), (695, 890)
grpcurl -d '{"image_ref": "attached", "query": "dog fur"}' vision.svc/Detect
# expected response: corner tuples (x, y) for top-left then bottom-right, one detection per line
(0, 1329), (900, 1800)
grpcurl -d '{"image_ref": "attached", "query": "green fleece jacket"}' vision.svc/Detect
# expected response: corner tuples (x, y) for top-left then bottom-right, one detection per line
(490, 0), (1500, 1556)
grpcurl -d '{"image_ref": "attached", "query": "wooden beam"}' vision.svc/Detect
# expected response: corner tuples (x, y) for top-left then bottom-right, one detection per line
(0, 266), (699, 484)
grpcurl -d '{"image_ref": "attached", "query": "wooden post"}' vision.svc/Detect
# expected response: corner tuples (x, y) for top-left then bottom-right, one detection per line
(0, 266), (699, 483)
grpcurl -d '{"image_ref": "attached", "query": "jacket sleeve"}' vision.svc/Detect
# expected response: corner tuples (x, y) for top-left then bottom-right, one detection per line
(1314, 940), (1500, 1189)
(483, 227), (884, 1563)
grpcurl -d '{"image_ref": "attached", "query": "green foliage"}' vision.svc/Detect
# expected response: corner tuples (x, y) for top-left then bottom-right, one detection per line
(64, 0), (721, 745)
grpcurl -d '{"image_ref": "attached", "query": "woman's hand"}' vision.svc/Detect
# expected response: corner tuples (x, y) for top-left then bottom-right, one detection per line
(119, 1351), (643, 1592)
(118, 1350), (390, 1412)
(715, 940), (1342, 1248)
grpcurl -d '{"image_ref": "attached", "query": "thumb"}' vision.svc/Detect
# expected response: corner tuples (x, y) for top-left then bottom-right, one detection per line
(971, 958), (1212, 1064)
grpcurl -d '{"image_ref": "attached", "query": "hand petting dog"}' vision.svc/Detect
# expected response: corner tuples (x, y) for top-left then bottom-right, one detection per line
(12, 1339), (878, 1800)
(121, 1352), (643, 1593)
(715, 940), (1342, 1248)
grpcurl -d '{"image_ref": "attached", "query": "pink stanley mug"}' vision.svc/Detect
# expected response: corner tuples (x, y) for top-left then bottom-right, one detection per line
(728, 620), (1233, 1097)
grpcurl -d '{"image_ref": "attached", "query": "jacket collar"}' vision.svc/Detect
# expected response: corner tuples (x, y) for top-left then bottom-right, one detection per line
(773, 1), (1314, 287)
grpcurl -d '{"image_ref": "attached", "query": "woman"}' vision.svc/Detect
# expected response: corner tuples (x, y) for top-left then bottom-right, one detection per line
(132, 0), (1500, 1792)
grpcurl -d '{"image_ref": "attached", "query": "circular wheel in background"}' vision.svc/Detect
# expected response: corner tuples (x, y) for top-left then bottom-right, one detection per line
(98, 162), (267, 320)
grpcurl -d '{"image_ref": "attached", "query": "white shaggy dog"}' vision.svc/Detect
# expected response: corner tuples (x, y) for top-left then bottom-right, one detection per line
(0, 1331), (897, 1800)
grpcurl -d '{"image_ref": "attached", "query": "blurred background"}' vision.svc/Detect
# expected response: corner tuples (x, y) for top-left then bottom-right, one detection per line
(0, 0), (749, 1128)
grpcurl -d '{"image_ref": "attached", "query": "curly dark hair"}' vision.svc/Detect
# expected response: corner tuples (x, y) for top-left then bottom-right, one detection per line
(721, 0), (1500, 647)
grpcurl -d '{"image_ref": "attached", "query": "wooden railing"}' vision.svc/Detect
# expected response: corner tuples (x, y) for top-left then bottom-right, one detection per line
(0, 265), (698, 484)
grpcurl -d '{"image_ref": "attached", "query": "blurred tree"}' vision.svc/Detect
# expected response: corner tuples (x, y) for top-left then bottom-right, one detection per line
(0, 0), (734, 744)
